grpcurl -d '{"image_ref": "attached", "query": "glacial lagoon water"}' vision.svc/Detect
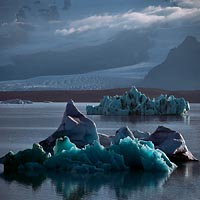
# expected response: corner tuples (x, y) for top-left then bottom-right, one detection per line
(0, 103), (200, 200)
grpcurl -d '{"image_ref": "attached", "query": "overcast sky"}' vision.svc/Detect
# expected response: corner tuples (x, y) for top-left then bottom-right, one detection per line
(0, 0), (200, 66)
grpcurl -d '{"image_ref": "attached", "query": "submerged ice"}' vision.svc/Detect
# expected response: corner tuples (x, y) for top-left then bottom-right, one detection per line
(86, 87), (190, 116)
(0, 100), (197, 174)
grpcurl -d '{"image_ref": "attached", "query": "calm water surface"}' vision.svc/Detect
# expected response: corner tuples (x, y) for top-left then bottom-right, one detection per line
(0, 103), (199, 200)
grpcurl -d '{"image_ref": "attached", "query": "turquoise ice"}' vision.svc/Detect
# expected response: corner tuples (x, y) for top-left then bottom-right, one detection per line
(86, 87), (190, 115)
(0, 136), (177, 174)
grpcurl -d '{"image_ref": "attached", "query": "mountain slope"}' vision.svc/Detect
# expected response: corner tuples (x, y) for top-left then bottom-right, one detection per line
(0, 31), (151, 81)
(139, 36), (200, 90)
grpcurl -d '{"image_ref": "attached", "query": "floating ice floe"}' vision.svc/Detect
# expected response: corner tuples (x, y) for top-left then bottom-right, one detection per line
(0, 100), (197, 174)
(86, 87), (190, 116)
(0, 98), (33, 104)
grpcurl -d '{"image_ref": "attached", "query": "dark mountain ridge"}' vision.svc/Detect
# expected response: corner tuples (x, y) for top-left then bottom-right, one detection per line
(139, 36), (200, 90)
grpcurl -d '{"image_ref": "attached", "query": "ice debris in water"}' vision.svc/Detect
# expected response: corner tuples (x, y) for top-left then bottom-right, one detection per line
(0, 99), (33, 104)
(0, 136), (176, 173)
(86, 87), (190, 115)
(0, 100), (196, 174)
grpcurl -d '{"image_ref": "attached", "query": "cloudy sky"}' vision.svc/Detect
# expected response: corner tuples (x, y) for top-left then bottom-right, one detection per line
(0, 0), (199, 75)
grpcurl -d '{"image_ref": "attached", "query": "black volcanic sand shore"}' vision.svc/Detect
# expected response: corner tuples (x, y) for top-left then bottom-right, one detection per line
(0, 88), (200, 103)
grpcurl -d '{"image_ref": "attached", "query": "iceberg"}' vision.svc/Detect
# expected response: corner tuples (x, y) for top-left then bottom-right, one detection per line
(98, 126), (197, 162)
(145, 126), (198, 162)
(0, 136), (176, 173)
(39, 100), (99, 154)
(0, 101), (196, 174)
(39, 100), (196, 162)
(0, 143), (48, 172)
(45, 136), (176, 173)
(86, 87), (190, 116)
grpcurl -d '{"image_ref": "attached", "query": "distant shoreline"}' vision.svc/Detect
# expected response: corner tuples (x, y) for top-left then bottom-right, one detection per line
(0, 88), (200, 103)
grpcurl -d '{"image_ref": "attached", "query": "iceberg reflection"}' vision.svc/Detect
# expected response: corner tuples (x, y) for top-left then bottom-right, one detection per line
(0, 171), (170, 200)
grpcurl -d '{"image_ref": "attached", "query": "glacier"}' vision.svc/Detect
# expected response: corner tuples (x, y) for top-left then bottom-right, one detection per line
(86, 87), (190, 116)
(0, 63), (151, 91)
(0, 100), (197, 174)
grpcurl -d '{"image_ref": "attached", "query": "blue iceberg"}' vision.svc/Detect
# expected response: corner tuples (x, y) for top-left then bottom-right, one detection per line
(1, 100), (196, 174)
(0, 136), (176, 174)
(86, 87), (190, 116)
(45, 136), (176, 173)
